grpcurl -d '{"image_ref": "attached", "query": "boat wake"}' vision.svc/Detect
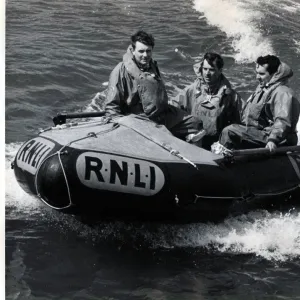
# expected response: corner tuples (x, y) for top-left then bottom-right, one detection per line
(6, 142), (300, 262)
(193, 0), (275, 63)
(293, 39), (300, 55)
(5, 143), (44, 216)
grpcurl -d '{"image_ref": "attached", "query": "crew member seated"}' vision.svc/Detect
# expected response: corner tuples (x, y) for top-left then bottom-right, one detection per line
(216, 55), (300, 153)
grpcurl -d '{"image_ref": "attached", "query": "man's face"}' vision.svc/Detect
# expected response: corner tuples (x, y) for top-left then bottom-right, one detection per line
(202, 59), (222, 86)
(256, 64), (272, 87)
(132, 41), (153, 66)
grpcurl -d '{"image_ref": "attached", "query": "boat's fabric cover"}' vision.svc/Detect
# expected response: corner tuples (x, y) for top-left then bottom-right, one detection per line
(41, 115), (219, 165)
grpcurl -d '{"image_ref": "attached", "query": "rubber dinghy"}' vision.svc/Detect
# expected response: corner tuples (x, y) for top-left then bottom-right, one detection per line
(13, 113), (300, 222)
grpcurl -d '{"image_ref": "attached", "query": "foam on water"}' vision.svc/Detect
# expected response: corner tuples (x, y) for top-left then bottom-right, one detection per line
(293, 39), (300, 55)
(6, 142), (300, 262)
(213, 211), (300, 261)
(83, 91), (107, 112)
(5, 143), (43, 218)
(193, 0), (275, 63)
(108, 210), (300, 262)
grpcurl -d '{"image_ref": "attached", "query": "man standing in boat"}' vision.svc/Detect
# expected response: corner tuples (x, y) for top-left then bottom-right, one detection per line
(172, 52), (241, 150)
(217, 55), (300, 153)
(104, 30), (203, 141)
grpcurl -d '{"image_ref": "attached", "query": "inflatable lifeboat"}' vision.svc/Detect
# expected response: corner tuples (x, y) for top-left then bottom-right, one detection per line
(12, 112), (300, 222)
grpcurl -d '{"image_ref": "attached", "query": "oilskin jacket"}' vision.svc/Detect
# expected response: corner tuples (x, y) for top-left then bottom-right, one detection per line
(242, 62), (300, 145)
(174, 61), (241, 137)
(105, 46), (168, 119)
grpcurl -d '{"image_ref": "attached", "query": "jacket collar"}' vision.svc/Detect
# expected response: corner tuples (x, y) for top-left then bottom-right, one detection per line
(123, 45), (157, 79)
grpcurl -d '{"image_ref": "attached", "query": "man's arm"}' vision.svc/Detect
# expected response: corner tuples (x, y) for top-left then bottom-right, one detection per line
(104, 63), (126, 115)
(268, 89), (294, 144)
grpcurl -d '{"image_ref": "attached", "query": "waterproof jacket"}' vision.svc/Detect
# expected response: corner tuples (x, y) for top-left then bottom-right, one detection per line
(105, 46), (168, 119)
(173, 61), (241, 137)
(242, 62), (300, 145)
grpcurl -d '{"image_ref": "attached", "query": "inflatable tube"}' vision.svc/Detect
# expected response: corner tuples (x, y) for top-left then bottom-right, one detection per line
(13, 115), (300, 222)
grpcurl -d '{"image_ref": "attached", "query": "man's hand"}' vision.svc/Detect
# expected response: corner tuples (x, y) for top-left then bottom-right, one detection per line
(266, 141), (277, 153)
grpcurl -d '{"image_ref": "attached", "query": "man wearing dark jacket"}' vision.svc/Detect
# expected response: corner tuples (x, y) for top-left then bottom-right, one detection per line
(173, 52), (241, 150)
(218, 55), (300, 153)
(104, 30), (202, 141)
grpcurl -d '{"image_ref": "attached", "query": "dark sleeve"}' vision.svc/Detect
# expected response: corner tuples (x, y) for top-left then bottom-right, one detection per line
(104, 63), (126, 115)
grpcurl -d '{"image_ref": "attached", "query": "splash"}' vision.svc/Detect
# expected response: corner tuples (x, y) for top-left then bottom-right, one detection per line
(131, 210), (300, 262)
(83, 91), (107, 112)
(293, 39), (300, 55)
(5, 143), (43, 217)
(52, 210), (300, 262)
(212, 211), (300, 261)
(193, 0), (275, 63)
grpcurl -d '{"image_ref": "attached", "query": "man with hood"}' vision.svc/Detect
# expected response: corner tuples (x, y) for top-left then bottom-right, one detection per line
(104, 30), (202, 141)
(218, 55), (300, 153)
(174, 52), (241, 149)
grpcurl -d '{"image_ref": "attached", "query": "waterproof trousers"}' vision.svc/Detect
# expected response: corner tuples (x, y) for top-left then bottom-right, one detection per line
(219, 124), (298, 149)
(220, 124), (270, 150)
(152, 105), (202, 140)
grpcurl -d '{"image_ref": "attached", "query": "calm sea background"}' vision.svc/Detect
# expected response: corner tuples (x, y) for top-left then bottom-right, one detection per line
(5, 0), (300, 299)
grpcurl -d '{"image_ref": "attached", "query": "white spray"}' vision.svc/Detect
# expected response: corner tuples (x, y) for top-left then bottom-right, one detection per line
(193, 0), (275, 63)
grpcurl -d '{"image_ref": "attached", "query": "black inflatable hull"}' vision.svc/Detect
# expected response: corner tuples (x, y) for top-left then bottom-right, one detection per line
(13, 115), (300, 222)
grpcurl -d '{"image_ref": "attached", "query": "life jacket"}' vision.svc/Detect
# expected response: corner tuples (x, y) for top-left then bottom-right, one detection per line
(194, 84), (232, 136)
(123, 47), (168, 118)
(189, 67), (235, 136)
(242, 62), (294, 129)
(242, 83), (281, 129)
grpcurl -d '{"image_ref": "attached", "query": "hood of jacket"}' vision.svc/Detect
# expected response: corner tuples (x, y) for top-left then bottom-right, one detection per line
(193, 61), (203, 78)
(265, 62), (293, 87)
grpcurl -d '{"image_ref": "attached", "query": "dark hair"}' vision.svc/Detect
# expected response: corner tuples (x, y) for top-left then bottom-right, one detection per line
(203, 52), (224, 70)
(131, 30), (155, 49)
(256, 55), (281, 75)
